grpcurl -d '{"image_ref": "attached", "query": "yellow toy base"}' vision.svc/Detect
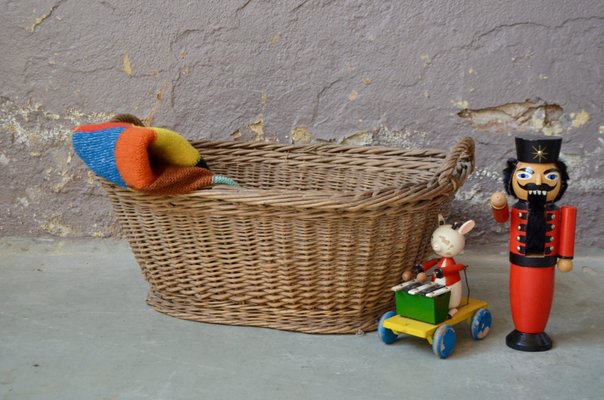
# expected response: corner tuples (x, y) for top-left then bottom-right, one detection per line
(383, 297), (488, 345)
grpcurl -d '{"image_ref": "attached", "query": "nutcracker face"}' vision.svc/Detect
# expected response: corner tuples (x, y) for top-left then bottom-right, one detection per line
(511, 161), (562, 203)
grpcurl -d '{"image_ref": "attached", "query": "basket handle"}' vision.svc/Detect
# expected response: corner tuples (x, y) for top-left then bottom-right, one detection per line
(432, 137), (475, 191)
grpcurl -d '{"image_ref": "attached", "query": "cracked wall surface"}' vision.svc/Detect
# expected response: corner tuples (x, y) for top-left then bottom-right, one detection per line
(1, 0), (603, 246)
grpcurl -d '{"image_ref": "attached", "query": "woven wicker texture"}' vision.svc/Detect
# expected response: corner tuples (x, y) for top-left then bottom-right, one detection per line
(101, 137), (475, 333)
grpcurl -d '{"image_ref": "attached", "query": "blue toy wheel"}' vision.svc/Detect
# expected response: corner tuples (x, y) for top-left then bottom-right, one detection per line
(470, 308), (492, 340)
(378, 311), (398, 345)
(432, 325), (456, 359)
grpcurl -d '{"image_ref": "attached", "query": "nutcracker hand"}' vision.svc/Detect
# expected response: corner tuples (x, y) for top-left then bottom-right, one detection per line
(557, 258), (573, 273)
(434, 268), (444, 278)
(490, 192), (508, 209)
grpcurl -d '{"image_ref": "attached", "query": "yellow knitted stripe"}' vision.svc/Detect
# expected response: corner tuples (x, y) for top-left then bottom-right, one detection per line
(148, 127), (201, 167)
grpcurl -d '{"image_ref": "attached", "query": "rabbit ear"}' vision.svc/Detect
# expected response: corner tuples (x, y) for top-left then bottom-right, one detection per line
(438, 214), (446, 225)
(458, 220), (476, 235)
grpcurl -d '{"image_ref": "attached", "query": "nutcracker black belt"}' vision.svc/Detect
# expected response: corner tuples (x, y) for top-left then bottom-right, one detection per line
(509, 253), (557, 268)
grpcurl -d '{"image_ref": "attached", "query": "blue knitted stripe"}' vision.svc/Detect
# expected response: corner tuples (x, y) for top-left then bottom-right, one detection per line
(211, 175), (238, 187)
(71, 127), (128, 187)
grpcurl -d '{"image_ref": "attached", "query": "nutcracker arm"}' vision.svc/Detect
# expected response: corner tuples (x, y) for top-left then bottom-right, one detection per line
(490, 192), (509, 223)
(558, 206), (577, 259)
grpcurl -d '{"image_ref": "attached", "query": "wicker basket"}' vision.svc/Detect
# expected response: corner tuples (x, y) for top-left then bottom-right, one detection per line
(101, 137), (475, 333)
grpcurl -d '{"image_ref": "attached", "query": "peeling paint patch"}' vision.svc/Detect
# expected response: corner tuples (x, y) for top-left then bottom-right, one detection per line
(52, 176), (73, 193)
(17, 197), (29, 208)
(362, 78), (373, 86)
(143, 81), (169, 126)
(374, 125), (429, 148)
(86, 171), (97, 186)
(123, 50), (133, 76)
(2, 110), (67, 146)
(452, 99), (469, 109)
(457, 100), (569, 134)
(270, 33), (280, 45)
(45, 112), (60, 120)
(291, 127), (313, 144)
(453, 183), (489, 208)
(570, 110), (590, 129)
(0, 101), (113, 148)
(248, 117), (265, 141)
(468, 67), (477, 75)
(40, 218), (74, 237)
(340, 131), (373, 146)
(62, 109), (114, 125)
(420, 53), (431, 66)
(261, 93), (268, 108)
(348, 90), (359, 101)
(599, 126), (604, 134)
(0, 153), (9, 166)
(560, 149), (604, 192)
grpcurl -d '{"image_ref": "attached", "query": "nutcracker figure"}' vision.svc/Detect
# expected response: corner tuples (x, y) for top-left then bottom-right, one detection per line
(490, 135), (576, 352)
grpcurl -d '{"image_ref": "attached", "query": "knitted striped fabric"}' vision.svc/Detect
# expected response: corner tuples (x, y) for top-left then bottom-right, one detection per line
(70, 122), (238, 195)
(70, 124), (130, 187)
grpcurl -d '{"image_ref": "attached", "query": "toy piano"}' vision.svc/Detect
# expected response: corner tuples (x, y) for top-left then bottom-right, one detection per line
(378, 279), (492, 359)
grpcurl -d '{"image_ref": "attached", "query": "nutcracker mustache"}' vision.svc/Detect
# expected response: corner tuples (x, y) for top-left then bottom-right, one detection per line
(518, 183), (556, 196)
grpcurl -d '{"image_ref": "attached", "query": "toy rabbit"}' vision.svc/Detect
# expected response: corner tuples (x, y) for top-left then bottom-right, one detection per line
(403, 215), (475, 317)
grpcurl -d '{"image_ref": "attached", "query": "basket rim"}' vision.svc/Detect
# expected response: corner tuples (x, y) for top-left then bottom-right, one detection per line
(100, 137), (475, 212)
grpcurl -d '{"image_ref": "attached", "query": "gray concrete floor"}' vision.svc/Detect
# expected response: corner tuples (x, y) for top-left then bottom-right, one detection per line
(1, 237), (603, 400)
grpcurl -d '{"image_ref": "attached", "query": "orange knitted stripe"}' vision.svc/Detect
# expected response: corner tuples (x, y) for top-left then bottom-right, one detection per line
(138, 165), (214, 195)
(114, 127), (158, 189)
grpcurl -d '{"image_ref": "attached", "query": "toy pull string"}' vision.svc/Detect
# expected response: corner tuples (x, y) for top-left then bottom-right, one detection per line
(463, 264), (470, 306)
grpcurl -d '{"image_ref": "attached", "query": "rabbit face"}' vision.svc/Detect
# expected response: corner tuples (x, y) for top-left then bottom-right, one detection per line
(431, 215), (476, 257)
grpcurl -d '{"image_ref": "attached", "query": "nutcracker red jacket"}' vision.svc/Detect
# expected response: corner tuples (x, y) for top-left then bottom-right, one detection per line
(492, 201), (576, 266)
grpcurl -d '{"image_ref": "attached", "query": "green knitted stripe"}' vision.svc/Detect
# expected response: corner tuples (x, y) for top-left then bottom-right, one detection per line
(212, 175), (238, 187)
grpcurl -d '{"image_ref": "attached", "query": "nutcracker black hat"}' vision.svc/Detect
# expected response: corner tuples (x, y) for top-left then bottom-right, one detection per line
(515, 135), (562, 164)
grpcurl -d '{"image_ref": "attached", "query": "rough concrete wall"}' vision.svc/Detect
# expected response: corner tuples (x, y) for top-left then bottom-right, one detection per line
(1, 0), (603, 246)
